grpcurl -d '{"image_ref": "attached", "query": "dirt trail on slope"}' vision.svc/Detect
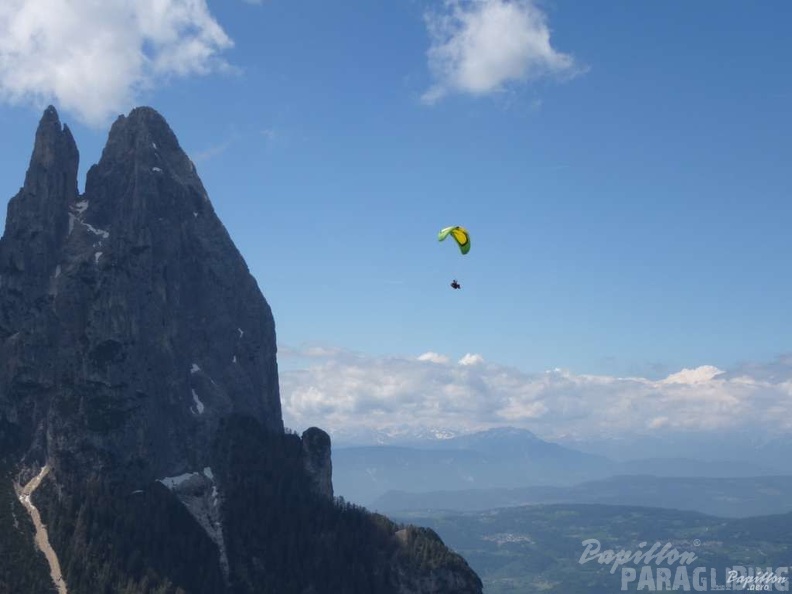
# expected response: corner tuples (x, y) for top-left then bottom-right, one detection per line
(15, 465), (68, 594)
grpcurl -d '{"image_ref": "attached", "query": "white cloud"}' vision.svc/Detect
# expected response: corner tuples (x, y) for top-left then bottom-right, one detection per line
(279, 349), (792, 440)
(422, 0), (578, 103)
(647, 416), (670, 429)
(458, 353), (484, 366)
(662, 365), (724, 384)
(418, 352), (450, 364)
(0, 0), (233, 127)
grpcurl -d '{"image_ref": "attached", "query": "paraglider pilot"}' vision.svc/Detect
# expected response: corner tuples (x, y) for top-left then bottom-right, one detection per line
(438, 226), (469, 291)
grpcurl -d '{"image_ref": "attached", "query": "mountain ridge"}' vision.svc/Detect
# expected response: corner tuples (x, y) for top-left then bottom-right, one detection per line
(332, 426), (780, 506)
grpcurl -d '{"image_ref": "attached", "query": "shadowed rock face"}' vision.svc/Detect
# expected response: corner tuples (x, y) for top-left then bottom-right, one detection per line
(0, 106), (77, 335)
(0, 106), (282, 482)
(302, 427), (333, 499)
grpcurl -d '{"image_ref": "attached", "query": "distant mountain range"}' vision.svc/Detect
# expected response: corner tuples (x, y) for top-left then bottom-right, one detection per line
(556, 430), (792, 471)
(332, 427), (784, 508)
(372, 474), (792, 517)
(332, 428), (612, 504)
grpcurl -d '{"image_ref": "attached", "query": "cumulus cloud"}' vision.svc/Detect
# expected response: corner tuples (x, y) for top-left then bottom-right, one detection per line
(0, 0), (233, 127)
(459, 353), (484, 366)
(422, 0), (578, 103)
(662, 365), (724, 384)
(418, 352), (451, 364)
(279, 348), (792, 440)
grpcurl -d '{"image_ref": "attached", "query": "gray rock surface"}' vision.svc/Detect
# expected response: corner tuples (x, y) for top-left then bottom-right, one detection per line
(301, 426), (333, 499)
(0, 106), (282, 483)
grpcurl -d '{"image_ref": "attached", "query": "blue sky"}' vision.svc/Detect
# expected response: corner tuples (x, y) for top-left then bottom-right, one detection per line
(1, 0), (790, 440)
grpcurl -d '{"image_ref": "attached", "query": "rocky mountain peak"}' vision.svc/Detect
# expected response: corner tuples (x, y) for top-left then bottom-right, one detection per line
(2, 105), (282, 483)
(26, 105), (78, 181)
(0, 106), (79, 338)
(84, 105), (209, 235)
(95, 106), (194, 180)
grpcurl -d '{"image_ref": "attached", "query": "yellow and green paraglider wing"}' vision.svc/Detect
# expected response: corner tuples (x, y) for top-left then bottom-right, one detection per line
(438, 226), (471, 255)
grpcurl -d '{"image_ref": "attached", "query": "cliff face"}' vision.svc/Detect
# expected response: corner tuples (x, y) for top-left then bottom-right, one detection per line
(0, 106), (282, 484)
(0, 107), (482, 594)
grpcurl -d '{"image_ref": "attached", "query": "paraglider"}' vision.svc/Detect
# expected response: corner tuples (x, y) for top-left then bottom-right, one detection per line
(437, 226), (470, 255)
(438, 226), (470, 289)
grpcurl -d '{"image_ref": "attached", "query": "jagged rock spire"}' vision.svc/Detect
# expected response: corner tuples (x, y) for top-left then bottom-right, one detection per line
(0, 106), (79, 336)
(23, 105), (79, 192)
(0, 106), (282, 482)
